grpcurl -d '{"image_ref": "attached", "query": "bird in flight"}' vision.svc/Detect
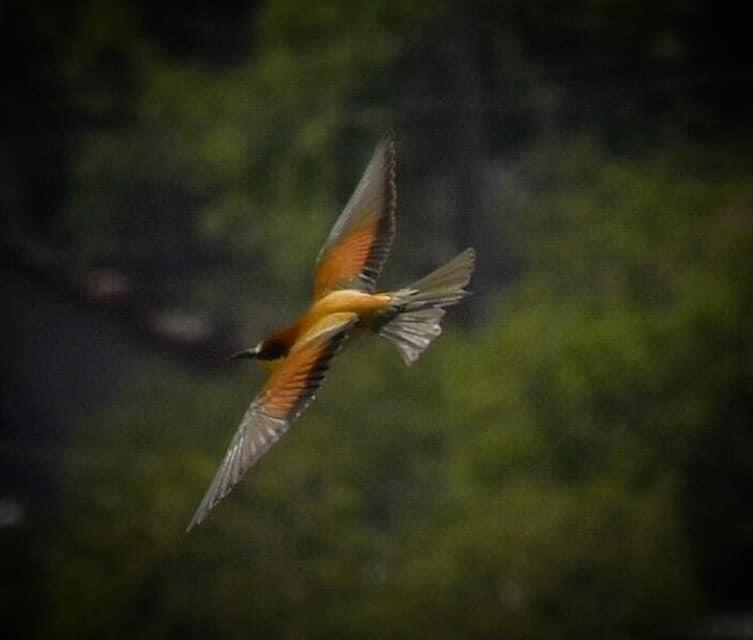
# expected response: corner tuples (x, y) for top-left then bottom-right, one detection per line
(187, 138), (475, 530)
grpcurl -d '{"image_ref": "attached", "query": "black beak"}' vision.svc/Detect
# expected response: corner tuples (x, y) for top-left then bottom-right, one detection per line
(228, 347), (260, 361)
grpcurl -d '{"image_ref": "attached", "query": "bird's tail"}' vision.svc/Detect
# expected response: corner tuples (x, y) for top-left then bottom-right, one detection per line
(377, 248), (475, 365)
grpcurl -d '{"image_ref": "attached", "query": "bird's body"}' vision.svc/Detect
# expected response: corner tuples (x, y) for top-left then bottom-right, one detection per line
(256, 289), (392, 370)
(187, 138), (476, 530)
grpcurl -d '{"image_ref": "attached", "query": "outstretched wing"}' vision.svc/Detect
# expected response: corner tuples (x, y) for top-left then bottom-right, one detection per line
(187, 312), (358, 530)
(313, 138), (397, 300)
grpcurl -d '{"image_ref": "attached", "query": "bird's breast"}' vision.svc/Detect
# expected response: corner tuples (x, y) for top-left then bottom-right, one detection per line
(262, 290), (391, 370)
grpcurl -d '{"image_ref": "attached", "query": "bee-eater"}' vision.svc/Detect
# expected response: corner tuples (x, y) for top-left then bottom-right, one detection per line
(187, 138), (475, 530)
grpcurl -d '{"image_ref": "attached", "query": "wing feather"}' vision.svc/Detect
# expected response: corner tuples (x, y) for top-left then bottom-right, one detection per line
(187, 313), (357, 530)
(313, 138), (396, 299)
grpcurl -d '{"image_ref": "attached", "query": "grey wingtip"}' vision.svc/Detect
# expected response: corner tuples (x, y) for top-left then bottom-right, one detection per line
(380, 131), (395, 148)
(186, 510), (202, 532)
(460, 246), (476, 261)
(372, 136), (395, 170)
(185, 499), (210, 533)
(186, 465), (228, 532)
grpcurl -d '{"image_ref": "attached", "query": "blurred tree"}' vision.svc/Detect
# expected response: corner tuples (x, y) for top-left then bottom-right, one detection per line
(3, 0), (753, 638)
(42, 138), (753, 638)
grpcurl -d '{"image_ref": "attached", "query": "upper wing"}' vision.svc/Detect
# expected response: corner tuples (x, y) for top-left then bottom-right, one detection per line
(187, 312), (358, 531)
(313, 138), (397, 300)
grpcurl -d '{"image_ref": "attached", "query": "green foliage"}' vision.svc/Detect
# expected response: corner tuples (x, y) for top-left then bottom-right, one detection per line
(42, 138), (753, 637)
(6, 0), (753, 637)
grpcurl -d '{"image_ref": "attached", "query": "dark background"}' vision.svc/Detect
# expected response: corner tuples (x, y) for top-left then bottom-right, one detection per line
(2, 1), (752, 637)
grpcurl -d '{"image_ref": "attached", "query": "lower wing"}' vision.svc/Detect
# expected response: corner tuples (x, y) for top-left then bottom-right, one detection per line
(187, 312), (358, 530)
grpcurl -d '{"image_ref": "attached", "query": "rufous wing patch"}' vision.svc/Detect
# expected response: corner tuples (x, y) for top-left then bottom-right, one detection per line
(313, 222), (379, 299)
(186, 312), (357, 530)
(313, 139), (396, 299)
